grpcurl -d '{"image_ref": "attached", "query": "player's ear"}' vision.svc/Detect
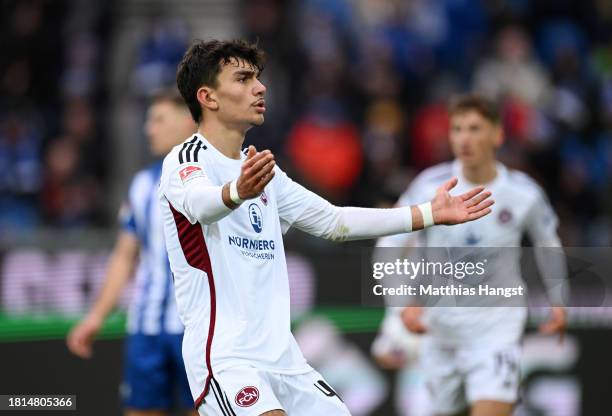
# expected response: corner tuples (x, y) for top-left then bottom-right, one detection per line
(197, 86), (218, 111)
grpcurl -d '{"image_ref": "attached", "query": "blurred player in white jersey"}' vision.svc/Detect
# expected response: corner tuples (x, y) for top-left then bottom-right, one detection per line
(158, 39), (495, 416)
(67, 90), (198, 416)
(372, 95), (568, 416)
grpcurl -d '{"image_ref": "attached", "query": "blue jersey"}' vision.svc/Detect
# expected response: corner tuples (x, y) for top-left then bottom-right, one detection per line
(120, 161), (183, 334)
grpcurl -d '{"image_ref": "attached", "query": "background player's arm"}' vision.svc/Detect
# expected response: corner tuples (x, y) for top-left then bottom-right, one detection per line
(66, 231), (139, 358)
(373, 202), (429, 335)
(525, 191), (568, 342)
(371, 306), (423, 369)
(371, 190), (431, 358)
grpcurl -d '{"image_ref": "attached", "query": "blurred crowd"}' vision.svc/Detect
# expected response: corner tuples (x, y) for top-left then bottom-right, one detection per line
(2, 0), (612, 246)
(244, 0), (612, 247)
(0, 0), (110, 231)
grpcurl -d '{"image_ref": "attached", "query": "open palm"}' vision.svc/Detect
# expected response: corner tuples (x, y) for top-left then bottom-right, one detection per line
(432, 177), (494, 225)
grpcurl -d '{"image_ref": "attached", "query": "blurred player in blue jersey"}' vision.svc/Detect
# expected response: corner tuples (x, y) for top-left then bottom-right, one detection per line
(372, 95), (567, 416)
(67, 89), (198, 416)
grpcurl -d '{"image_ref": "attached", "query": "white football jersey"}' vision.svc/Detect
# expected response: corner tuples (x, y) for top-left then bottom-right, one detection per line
(381, 160), (561, 346)
(159, 133), (327, 405)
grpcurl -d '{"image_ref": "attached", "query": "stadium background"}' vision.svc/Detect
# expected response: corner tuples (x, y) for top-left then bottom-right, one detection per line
(1, 0), (612, 414)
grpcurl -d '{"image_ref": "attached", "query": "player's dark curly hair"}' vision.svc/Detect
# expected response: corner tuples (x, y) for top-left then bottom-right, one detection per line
(176, 39), (266, 123)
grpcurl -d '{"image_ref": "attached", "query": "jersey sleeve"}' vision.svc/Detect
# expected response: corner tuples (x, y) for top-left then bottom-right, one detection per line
(159, 153), (231, 225)
(275, 166), (413, 239)
(274, 166), (319, 233)
(524, 187), (568, 305)
(524, 189), (561, 246)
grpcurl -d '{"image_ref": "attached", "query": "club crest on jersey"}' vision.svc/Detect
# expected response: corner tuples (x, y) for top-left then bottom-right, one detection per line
(178, 165), (205, 183)
(235, 386), (259, 407)
(249, 203), (263, 233)
(498, 208), (513, 224)
(260, 190), (268, 206)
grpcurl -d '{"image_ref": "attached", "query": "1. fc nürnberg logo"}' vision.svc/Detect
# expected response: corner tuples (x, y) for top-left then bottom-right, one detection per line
(249, 203), (263, 233)
(235, 386), (259, 407)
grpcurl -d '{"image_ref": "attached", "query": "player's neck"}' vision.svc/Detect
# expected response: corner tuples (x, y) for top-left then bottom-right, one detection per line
(462, 160), (497, 185)
(198, 121), (245, 160)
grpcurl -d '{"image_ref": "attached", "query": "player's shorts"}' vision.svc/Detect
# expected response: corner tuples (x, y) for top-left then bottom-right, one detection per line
(421, 340), (521, 415)
(198, 366), (351, 416)
(121, 332), (193, 410)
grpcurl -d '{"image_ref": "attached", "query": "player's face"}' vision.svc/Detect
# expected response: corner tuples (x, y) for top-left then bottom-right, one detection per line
(145, 101), (196, 156)
(210, 58), (266, 129)
(449, 111), (502, 168)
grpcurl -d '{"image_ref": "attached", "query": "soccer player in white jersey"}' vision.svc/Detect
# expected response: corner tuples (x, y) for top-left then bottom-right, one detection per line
(67, 90), (198, 416)
(160, 39), (495, 416)
(372, 95), (568, 416)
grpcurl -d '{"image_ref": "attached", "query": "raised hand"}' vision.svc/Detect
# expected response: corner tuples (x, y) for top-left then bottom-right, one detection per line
(236, 145), (275, 199)
(431, 177), (494, 225)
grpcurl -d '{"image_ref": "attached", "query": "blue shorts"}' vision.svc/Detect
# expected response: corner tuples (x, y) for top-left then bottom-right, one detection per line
(121, 333), (193, 410)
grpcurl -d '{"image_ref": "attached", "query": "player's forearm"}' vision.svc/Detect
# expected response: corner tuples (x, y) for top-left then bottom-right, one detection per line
(292, 192), (440, 241)
(336, 204), (441, 240)
(533, 238), (568, 306)
(310, 206), (433, 241)
(326, 206), (414, 241)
